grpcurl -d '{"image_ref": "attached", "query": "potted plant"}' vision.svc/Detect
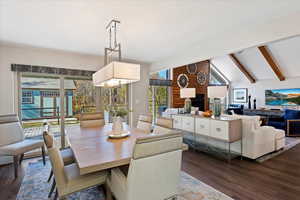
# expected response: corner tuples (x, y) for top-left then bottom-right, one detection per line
(105, 105), (129, 134)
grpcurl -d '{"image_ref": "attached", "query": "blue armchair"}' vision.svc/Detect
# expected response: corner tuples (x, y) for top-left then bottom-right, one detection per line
(268, 109), (300, 135)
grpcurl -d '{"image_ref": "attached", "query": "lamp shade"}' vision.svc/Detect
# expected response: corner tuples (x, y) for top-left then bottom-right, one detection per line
(93, 61), (140, 87)
(207, 86), (227, 98)
(180, 88), (196, 98)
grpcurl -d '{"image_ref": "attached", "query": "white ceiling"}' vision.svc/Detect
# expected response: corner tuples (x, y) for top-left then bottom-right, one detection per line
(1, 0), (300, 65)
(211, 36), (300, 83)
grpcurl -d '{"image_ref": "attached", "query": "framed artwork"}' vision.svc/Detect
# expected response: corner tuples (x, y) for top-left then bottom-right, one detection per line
(233, 88), (248, 103)
(177, 74), (189, 88)
(265, 88), (300, 106)
(196, 71), (207, 85)
(186, 64), (197, 74)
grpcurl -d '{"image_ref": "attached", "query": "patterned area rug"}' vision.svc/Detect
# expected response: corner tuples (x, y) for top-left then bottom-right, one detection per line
(256, 137), (300, 163)
(17, 160), (233, 200)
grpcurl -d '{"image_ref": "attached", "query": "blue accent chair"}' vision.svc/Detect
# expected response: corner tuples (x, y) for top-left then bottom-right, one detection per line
(268, 109), (300, 133)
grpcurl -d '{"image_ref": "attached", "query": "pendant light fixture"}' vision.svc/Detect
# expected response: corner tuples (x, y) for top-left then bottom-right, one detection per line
(93, 19), (140, 87)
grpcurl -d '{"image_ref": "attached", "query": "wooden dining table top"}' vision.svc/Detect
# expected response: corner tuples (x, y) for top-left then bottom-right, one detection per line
(66, 124), (151, 175)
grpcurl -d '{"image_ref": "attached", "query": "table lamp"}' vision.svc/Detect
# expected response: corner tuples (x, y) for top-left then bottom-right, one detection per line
(207, 86), (227, 117)
(180, 88), (196, 113)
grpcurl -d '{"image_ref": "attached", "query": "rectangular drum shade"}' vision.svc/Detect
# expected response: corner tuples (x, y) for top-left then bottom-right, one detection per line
(93, 61), (140, 87)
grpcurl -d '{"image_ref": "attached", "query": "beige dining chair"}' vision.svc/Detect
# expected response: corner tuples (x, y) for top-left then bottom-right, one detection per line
(0, 114), (45, 178)
(153, 117), (174, 134)
(43, 129), (108, 200)
(107, 132), (183, 200)
(136, 114), (152, 133)
(80, 112), (105, 128)
(43, 123), (75, 198)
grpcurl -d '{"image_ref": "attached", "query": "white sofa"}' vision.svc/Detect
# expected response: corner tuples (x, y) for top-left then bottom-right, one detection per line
(229, 114), (285, 159)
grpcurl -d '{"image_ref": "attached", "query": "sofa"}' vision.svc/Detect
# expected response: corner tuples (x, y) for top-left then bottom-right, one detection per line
(268, 109), (300, 135)
(228, 114), (285, 159)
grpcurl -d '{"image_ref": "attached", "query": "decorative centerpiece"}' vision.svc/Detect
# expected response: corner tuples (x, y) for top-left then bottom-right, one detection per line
(202, 110), (213, 118)
(105, 105), (130, 138)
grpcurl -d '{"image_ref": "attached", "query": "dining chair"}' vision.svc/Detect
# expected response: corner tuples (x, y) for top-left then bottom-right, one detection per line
(0, 114), (45, 178)
(43, 128), (108, 200)
(136, 114), (152, 133)
(80, 112), (105, 128)
(107, 132), (183, 200)
(153, 117), (174, 134)
(43, 123), (75, 198)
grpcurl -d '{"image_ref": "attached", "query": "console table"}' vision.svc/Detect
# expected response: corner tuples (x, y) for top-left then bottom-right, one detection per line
(172, 114), (242, 161)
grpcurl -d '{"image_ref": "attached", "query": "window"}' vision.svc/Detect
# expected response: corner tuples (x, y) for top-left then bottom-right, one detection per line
(150, 69), (170, 80)
(22, 91), (34, 104)
(209, 64), (229, 85)
(41, 90), (60, 97)
(149, 69), (171, 122)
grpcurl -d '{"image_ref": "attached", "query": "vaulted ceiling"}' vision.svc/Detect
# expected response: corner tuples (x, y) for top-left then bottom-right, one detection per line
(1, 0), (300, 69)
(211, 36), (300, 83)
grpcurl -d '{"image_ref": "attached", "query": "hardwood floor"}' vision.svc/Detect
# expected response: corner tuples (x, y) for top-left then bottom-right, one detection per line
(182, 145), (300, 200)
(1, 145), (300, 200)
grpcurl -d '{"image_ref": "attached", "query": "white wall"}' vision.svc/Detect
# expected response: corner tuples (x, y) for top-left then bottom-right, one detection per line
(129, 63), (150, 127)
(231, 78), (300, 109)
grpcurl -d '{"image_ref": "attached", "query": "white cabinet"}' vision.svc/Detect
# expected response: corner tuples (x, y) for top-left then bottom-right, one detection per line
(172, 115), (241, 142)
(195, 118), (210, 136)
(172, 115), (182, 130)
(181, 116), (194, 132)
(210, 120), (229, 141)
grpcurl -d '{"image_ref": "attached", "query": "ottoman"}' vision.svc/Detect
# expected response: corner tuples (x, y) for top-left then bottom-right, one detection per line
(274, 129), (285, 151)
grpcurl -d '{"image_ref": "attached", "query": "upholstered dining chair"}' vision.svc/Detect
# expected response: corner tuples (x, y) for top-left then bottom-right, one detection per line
(80, 112), (105, 128)
(0, 114), (45, 178)
(153, 117), (174, 134)
(136, 114), (152, 133)
(43, 123), (75, 198)
(43, 128), (108, 200)
(107, 132), (183, 200)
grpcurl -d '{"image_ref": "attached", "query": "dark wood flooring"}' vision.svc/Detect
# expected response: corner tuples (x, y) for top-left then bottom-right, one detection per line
(1, 145), (300, 200)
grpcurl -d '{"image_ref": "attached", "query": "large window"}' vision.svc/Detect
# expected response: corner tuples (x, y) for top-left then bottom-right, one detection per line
(20, 74), (100, 150)
(149, 69), (171, 122)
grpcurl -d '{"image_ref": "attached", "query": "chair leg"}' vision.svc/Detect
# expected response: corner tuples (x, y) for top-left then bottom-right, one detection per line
(105, 183), (113, 200)
(54, 189), (58, 200)
(48, 179), (56, 198)
(19, 153), (24, 164)
(13, 155), (19, 179)
(47, 169), (53, 182)
(41, 146), (46, 165)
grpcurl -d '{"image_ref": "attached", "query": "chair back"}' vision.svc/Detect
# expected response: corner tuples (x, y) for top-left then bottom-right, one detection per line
(80, 112), (105, 128)
(0, 114), (24, 146)
(153, 117), (173, 134)
(136, 114), (152, 133)
(127, 132), (183, 200)
(43, 128), (66, 192)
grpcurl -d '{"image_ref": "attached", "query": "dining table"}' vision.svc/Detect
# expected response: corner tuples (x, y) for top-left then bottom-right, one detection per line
(66, 124), (188, 175)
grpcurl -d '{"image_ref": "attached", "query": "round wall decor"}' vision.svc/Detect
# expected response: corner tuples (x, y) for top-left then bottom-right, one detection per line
(177, 74), (189, 88)
(186, 64), (198, 74)
(197, 71), (207, 85)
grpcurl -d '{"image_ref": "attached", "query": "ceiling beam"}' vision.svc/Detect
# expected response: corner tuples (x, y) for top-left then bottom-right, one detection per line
(229, 54), (256, 83)
(258, 46), (285, 81)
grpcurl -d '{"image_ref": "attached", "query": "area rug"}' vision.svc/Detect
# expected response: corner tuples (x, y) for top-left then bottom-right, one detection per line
(17, 160), (234, 200)
(256, 137), (300, 163)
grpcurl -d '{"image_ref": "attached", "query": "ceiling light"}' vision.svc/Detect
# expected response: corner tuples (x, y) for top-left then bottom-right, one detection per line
(93, 20), (140, 87)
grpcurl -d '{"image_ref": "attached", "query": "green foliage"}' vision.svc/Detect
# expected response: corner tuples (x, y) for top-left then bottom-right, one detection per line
(105, 105), (129, 118)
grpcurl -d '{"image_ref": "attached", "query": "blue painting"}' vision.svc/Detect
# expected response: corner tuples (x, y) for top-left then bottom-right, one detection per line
(265, 88), (300, 106)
